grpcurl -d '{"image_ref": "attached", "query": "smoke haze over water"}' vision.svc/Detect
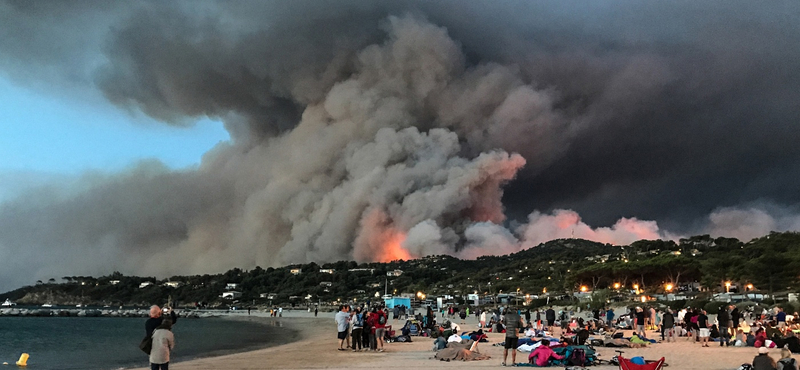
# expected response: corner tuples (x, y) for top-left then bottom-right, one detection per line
(1, 1), (799, 291)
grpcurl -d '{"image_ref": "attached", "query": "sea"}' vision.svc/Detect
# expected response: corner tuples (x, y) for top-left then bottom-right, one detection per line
(0, 313), (293, 370)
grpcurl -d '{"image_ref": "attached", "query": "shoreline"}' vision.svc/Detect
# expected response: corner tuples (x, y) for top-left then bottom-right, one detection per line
(123, 311), (798, 370)
(126, 310), (329, 370)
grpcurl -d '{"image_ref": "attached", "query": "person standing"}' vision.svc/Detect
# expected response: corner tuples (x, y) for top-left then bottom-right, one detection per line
(777, 307), (787, 331)
(149, 319), (174, 370)
(635, 307), (647, 338)
(351, 307), (363, 352)
(697, 309), (710, 347)
(662, 308), (676, 342)
(374, 307), (387, 352)
(335, 305), (350, 351)
(731, 305), (740, 334)
(314, 306), (318, 317)
(502, 307), (526, 366)
(545, 307), (556, 334)
(718, 306), (731, 346)
(480, 310), (487, 328)
(524, 309), (531, 326)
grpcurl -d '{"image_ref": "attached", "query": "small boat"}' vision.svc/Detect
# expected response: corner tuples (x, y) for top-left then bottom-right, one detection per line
(41, 303), (54, 308)
(1, 298), (16, 307)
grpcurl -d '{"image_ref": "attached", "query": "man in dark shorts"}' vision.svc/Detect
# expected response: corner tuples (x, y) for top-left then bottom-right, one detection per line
(502, 307), (526, 366)
(545, 307), (556, 333)
(335, 305), (351, 350)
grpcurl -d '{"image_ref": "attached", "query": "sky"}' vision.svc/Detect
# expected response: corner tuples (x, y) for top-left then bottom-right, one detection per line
(0, 0), (798, 293)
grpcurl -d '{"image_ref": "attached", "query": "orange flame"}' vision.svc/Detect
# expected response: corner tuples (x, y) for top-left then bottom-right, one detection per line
(376, 231), (411, 262)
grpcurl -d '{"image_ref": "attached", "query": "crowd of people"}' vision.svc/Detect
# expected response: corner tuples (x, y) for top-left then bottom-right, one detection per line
(334, 304), (390, 352)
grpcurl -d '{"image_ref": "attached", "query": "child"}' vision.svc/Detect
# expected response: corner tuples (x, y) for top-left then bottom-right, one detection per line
(150, 319), (175, 370)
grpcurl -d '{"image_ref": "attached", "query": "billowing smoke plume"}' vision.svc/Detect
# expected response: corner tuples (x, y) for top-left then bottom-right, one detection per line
(1, 1), (799, 291)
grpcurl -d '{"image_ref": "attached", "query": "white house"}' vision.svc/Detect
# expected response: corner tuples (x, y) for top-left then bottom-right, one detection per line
(221, 291), (242, 299)
(139, 282), (153, 288)
(386, 270), (403, 277)
(320, 281), (333, 287)
(163, 281), (181, 288)
(290, 268), (302, 275)
(319, 269), (335, 274)
(109, 280), (120, 285)
(226, 283), (239, 290)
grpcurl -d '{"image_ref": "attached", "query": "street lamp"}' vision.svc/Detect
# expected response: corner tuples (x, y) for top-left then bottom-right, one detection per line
(725, 281), (731, 293)
(633, 284), (639, 294)
(746, 284), (754, 291)
(613, 282), (620, 290)
(665, 283), (673, 292)
(580, 285), (588, 292)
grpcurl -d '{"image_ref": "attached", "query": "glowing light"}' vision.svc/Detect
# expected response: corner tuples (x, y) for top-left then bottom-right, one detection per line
(665, 283), (673, 292)
(377, 231), (411, 262)
(542, 287), (547, 293)
(580, 285), (588, 292)
(746, 284), (754, 290)
(613, 283), (621, 289)
(725, 281), (731, 293)
(640, 296), (647, 303)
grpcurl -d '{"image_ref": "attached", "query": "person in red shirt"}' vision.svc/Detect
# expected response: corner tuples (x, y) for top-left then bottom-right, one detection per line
(374, 307), (387, 352)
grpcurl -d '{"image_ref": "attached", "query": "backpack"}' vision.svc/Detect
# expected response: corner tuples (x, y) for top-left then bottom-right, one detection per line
(778, 358), (798, 370)
(379, 315), (386, 325)
(356, 313), (365, 327)
(568, 348), (587, 366)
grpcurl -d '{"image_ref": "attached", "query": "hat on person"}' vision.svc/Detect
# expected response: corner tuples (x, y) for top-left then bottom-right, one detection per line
(759, 347), (769, 354)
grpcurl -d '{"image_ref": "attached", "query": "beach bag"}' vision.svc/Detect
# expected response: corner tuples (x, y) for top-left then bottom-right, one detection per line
(568, 348), (587, 366)
(139, 335), (152, 354)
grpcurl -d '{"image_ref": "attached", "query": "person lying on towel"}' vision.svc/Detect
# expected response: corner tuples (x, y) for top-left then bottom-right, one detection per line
(528, 339), (564, 366)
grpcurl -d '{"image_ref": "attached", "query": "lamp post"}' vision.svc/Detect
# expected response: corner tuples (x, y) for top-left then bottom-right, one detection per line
(633, 284), (639, 295)
(725, 281), (731, 293)
(665, 283), (673, 292)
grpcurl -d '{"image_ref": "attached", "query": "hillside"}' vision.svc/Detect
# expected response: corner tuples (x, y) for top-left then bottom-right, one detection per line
(2, 232), (799, 308)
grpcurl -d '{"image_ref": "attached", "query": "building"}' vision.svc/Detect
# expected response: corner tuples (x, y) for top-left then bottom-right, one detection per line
(139, 282), (153, 289)
(221, 291), (242, 299)
(386, 269), (403, 277)
(163, 281), (181, 288)
(290, 268), (302, 275)
(320, 281), (333, 287)
(348, 268), (375, 273)
(319, 269), (335, 274)
(109, 280), (120, 285)
(226, 283), (239, 290)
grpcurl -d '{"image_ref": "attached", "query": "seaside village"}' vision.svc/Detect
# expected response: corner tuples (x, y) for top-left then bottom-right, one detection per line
(4, 273), (800, 369)
(4, 240), (800, 369)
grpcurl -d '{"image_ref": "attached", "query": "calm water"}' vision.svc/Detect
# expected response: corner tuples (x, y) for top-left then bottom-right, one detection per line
(0, 316), (292, 369)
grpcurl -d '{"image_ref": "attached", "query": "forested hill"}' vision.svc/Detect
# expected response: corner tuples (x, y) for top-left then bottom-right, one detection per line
(2, 232), (799, 307)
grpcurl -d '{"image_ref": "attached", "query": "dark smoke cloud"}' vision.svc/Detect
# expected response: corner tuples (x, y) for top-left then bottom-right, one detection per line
(1, 0), (799, 291)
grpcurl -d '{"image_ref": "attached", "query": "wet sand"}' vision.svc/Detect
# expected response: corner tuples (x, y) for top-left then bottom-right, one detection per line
(131, 311), (792, 370)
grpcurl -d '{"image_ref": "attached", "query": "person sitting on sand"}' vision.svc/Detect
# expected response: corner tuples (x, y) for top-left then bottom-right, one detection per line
(528, 339), (564, 367)
(753, 346), (777, 370)
(778, 346), (798, 370)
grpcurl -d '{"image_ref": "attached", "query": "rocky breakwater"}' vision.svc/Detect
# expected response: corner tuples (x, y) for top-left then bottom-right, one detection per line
(0, 308), (214, 318)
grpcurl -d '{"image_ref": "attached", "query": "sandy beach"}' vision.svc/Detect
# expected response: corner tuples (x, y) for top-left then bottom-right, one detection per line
(128, 310), (795, 370)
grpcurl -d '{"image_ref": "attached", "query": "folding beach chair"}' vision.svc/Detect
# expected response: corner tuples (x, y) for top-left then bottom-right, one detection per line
(618, 356), (666, 370)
